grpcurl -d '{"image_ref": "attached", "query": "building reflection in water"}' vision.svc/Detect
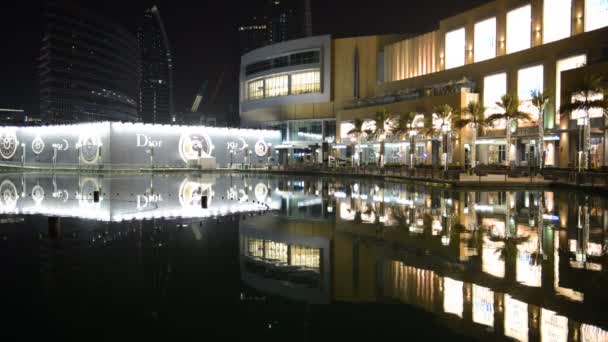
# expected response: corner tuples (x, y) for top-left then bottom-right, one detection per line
(1, 172), (608, 340)
(238, 176), (608, 341)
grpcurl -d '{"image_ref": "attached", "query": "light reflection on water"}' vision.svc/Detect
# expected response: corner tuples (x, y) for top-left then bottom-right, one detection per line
(1, 172), (607, 340)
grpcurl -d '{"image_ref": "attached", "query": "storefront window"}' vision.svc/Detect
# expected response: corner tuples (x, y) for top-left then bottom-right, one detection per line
(291, 70), (321, 95)
(265, 74), (289, 97)
(586, 0), (608, 32)
(518, 64), (544, 122)
(507, 5), (531, 54)
(544, 0), (572, 44)
(474, 17), (496, 62)
(247, 79), (264, 100)
(488, 145), (506, 164)
(445, 27), (465, 69)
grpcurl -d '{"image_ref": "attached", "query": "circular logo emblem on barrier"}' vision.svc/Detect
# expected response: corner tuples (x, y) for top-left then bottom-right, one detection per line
(179, 178), (214, 209)
(0, 180), (18, 212)
(78, 134), (102, 164)
(254, 140), (268, 157)
(0, 129), (18, 160)
(254, 183), (269, 202)
(179, 131), (214, 162)
(32, 136), (45, 155)
(31, 185), (45, 205)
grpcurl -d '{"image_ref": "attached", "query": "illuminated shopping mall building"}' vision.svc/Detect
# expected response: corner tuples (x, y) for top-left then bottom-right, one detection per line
(240, 0), (608, 168)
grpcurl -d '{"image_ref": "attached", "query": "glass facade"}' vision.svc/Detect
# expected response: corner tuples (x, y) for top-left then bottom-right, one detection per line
(246, 69), (321, 100)
(247, 79), (264, 100)
(543, 0), (572, 44)
(445, 28), (465, 69)
(289, 121), (323, 142)
(291, 70), (321, 95)
(474, 17), (496, 62)
(265, 74), (289, 98)
(585, 0), (608, 32)
(507, 5), (531, 54)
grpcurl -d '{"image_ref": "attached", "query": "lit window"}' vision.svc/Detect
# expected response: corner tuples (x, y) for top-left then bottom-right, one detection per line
(504, 296), (529, 342)
(247, 79), (264, 100)
(290, 246), (320, 268)
(473, 285), (495, 328)
(265, 74), (289, 97)
(544, 0), (572, 44)
(445, 27), (465, 69)
(507, 5), (531, 53)
(264, 240), (288, 263)
(555, 55), (586, 125)
(518, 64), (544, 121)
(474, 17), (496, 62)
(483, 73), (507, 122)
(290, 70), (321, 95)
(247, 238), (264, 258)
(585, 0), (608, 31)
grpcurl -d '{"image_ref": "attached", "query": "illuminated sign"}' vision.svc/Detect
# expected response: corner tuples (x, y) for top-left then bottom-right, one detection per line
(227, 137), (248, 153)
(0, 128), (18, 159)
(52, 139), (70, 151)
(136, 133), (163, 148)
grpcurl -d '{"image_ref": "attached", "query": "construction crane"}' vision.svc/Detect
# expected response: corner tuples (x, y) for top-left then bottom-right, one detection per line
(190, 65), (227, 113)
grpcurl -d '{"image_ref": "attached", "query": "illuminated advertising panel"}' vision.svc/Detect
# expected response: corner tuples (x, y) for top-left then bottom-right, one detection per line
(0, 122), (281, 169)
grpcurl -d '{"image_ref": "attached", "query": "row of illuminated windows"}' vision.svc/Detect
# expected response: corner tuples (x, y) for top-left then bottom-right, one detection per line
(482, 54), (588, 128)
(246, 238), (321, 269)
(444, 0), (608, 69)
(246, 70), (321, 100)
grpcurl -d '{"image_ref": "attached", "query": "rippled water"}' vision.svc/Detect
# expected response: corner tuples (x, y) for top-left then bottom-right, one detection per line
(0, 172), (607, 340)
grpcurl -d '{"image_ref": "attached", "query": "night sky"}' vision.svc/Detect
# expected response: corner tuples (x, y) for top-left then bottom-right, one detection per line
(0, 0), (491, 117)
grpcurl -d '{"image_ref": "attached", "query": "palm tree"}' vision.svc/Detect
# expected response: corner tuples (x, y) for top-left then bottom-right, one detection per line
(347, 118), (365, 167)
(454, 101), (486, 169)
(392, 112), (417, 167)
(430, 104), (454, 171)
(531, 90), (550, 170)
(560, 74), (608, 171)
(486, 94), (532, 168)
(370, 108), (393, 167)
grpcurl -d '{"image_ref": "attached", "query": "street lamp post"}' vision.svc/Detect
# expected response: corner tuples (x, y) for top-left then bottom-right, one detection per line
(21, 143), (25, 167)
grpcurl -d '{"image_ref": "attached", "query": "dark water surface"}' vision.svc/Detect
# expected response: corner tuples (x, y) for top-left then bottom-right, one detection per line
(0, 172), (607, 341)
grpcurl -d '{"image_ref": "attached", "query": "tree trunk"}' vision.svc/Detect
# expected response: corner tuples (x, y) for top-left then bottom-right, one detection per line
(379, 140), (385, 167)
(585, 113), (591, 170)
(505, 119), (511, 167)
(538, 109), (544, 170)
(471, 125), (477, 169)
